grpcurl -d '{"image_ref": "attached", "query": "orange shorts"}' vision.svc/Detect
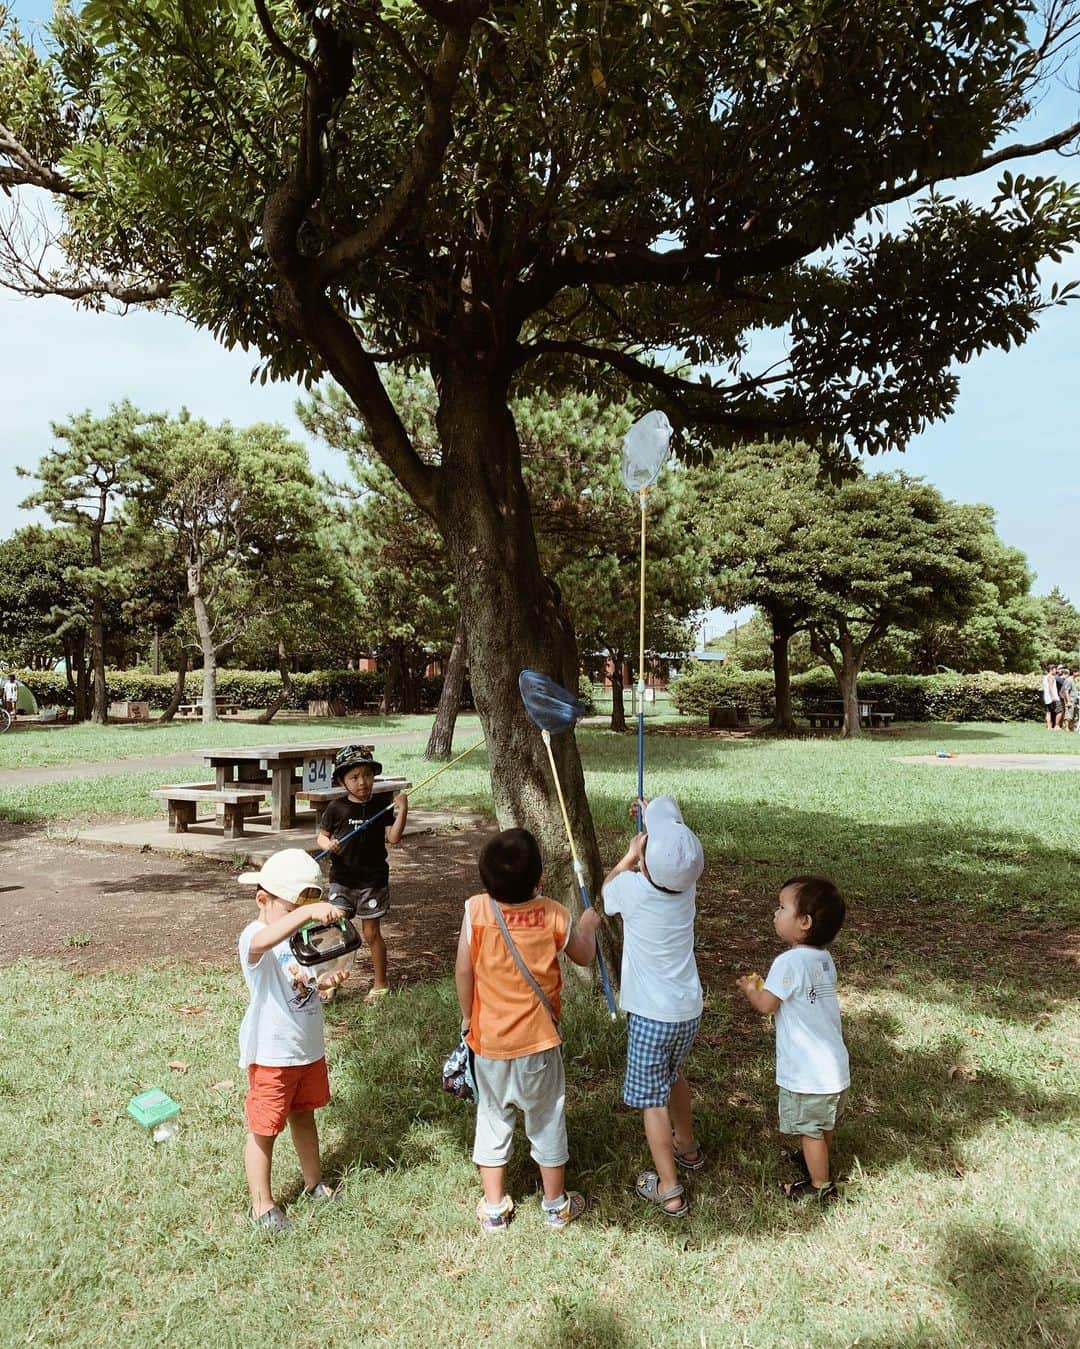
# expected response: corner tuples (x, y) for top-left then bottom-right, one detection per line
(245, 1058), (330, 1136)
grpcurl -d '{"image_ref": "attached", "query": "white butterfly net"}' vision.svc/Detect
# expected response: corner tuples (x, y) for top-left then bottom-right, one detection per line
(620, 409), (673, 492)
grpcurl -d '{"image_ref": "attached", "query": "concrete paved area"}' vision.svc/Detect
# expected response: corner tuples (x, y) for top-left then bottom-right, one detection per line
(898, 752), (1080, 772)
(76, 805), (486, 865)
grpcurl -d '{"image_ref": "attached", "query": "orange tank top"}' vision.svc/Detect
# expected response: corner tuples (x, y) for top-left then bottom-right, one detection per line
(465, 892), (570, 1060)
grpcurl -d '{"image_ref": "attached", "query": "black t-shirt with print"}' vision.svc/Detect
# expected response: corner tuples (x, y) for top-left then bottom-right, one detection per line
(320, 795), (394, 887)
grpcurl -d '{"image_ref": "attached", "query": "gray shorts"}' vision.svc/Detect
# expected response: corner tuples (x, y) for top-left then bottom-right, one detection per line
(778, 1086), (847, 1139)
(472, 1048), (568, 1168)
(328, 880), (390, 921)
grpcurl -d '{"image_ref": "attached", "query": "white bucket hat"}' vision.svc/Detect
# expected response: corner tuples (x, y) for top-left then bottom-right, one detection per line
(643, 796), (704, 892)
(238, 849), (324, 904)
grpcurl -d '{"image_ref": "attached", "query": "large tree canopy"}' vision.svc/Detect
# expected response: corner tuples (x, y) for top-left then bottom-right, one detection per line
(3, 0), (1080, 892)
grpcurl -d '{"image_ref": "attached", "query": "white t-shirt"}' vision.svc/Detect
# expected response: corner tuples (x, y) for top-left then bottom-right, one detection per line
(764, 946), (849, 1094)
(602, 870), (702, 1023)
(237, 920), (326, 1069)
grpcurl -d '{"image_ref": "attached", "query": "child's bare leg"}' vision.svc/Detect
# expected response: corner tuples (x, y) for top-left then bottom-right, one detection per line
(643, 1106), (683, 1209)
(800, 1133), (832, 1187)
(244, 1131), (277, 1217)
(538, 1163), (567, 1203)
(669, 1073), (695, 1153)
(288, 1110), (323, 1191)
(477, 1164), (508, 1206)
(362, 918), (387, 989)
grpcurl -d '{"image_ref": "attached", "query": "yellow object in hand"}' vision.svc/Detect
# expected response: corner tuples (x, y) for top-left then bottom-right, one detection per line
(747, 971), (764, 990)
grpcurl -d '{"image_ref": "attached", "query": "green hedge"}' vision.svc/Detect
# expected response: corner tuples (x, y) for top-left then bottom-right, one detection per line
(669, 664), (1047, 722)
(11, 667), (453, 712)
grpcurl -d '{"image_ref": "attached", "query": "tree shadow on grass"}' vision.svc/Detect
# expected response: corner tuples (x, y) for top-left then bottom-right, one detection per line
(311, 995), (1074, 1248)
(860, 1223), (1078, 1348)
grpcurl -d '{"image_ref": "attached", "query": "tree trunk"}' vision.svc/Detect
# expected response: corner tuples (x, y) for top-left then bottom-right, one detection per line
(609, 652), (628, 733)
(157, 653), (190, 723)
(837, 648), (862, 738)
(811, 626), (863, 737)
(425, 619), (467, 760)
(189, 568), (218, 725)
(256, 638), (292, 724)
(770, 625), (796, 732)
(90, 590), (107, 723)
(381, 641), (405, 714)
(431, 369), (604, 913)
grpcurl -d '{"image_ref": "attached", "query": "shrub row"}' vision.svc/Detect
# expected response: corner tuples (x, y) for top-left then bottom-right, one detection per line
(669, 665), (1048, 723)
(12, 668), (454, 712)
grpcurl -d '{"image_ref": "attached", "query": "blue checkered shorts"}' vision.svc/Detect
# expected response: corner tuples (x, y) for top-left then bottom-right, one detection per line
(623, 1013), (701, 1108)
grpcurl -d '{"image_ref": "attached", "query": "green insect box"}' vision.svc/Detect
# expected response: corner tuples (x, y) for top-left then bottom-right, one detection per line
(127, 1089), (181, 1129)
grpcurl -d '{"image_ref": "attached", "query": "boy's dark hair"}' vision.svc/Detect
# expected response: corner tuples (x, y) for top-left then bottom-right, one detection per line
(782, 875), (846, 946)
(479, 828), (543, 904)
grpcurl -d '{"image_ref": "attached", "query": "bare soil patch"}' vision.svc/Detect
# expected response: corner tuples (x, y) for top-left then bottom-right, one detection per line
(0, 821), (497, 984)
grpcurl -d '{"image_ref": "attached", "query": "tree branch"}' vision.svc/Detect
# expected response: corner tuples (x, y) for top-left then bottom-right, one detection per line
(515, 117), (1080, 314)
(316, 17), (481, 282)
(517, 338), (805, 433)
(875, 119), (1080, 208)
(0, 123), (83, 198)
(252, 0), (315, 78)
(0, 196), (175, 305)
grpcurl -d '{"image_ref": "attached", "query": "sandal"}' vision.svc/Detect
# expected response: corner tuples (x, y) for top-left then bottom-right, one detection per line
(364, 987), (389, 1005)
(674, 1141), (707, 1172)
(781, 1177), (838, 1203)
(476, 1195), (514, 1234)
(634, 1170), (689, 1218)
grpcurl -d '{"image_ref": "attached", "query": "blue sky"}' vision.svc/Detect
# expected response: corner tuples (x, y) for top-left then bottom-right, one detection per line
(2, 0), (1078, 615)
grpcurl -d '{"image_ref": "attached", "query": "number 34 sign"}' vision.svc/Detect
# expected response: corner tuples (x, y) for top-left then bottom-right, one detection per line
(303, 757), (332, 789)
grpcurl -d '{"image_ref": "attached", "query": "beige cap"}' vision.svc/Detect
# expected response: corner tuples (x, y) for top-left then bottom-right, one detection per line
(238, 849), (324, 904)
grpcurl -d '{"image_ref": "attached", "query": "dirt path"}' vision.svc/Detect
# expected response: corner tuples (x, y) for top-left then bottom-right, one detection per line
(0, 820), (497, 983)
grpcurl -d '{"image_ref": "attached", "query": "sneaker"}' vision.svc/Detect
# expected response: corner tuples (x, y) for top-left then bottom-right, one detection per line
(542, 1191), (587, 1229)
(476, 1195), (514, 1234)
(304, 1182), (341, 1203)
(251, 1204), (292, 1233)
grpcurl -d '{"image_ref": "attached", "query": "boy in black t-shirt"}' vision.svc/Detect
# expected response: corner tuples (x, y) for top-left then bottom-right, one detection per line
(315, 746), (407, 1002)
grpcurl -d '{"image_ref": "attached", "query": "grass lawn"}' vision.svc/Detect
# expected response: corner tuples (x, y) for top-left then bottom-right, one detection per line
(0, 712), (446, 771)
(2, 720), (1078, 1344)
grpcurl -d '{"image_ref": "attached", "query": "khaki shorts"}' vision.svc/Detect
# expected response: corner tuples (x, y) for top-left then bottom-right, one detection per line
(471, 1048), (568, 1168)
(778, 1086), (847, 1139)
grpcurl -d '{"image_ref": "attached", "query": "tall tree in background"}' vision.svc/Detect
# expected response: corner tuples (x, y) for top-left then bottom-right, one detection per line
(0, 525), (97, 715)
(870, 517), (1045, 673)
(700, 442), (826, 731)
(1039, 585), (1080, 662)
(18, 404), (157, 722)
(135, 416), (325, 722)
(805, 476), (987, 734)
(4, 1), (1080, 891)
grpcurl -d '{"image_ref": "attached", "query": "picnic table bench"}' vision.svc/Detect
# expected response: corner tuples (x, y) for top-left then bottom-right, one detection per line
(177, 699), (241, 718)
(150, 783), (267, 838)
(806, 711), (846, 730)
(806, 700), (895, 730)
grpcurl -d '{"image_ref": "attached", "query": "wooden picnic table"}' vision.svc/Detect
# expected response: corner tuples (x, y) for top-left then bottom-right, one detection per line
(201, 742), (373, 831)
(813, 700), (893, 729)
